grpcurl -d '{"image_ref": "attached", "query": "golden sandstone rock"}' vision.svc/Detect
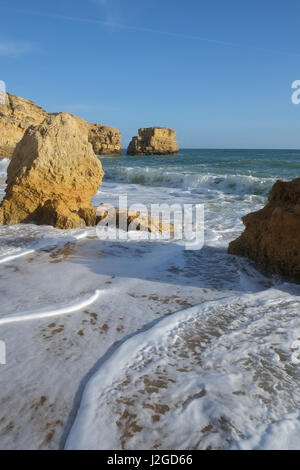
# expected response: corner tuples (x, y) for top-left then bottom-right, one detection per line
(127, 127), (179, 156)
(0, 93), (122, 158)
(0, 94), (47, 158)
(86, 124), (121, 156)
(0, 113), (104, 229)
(96, 204), (175, 234)
(73, 117), (121, 156)
(228, 178), (300, 281)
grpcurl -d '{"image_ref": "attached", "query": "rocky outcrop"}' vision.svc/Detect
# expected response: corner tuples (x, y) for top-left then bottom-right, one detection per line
(74, 117), (121, 156)
(127, 127), (178, 155)
(228, 178), (300, 281)
(0, 93), (122, 157)
(96, 204), (175, 234)
(0, 113), (104, 229)
(87, 124), (121, 155)
(0, 94), (47, 158)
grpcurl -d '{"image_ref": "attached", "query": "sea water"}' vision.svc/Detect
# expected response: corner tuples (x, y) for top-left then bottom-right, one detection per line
(1, 149), (300, 449)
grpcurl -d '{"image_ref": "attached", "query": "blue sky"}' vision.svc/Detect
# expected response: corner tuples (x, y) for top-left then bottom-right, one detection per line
(0, 0), (300, 148)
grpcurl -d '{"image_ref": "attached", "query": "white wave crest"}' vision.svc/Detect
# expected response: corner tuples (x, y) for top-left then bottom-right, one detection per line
(105, 167), (275, 196)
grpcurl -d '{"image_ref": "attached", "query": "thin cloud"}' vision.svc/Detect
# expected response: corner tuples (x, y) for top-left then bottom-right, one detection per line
(0, 6), (299, 58)
(0, 7), (247, 49)
(0, 39), (33, 57)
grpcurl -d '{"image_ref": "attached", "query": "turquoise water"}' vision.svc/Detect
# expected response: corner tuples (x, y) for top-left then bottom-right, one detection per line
(100, 149), (300, 197)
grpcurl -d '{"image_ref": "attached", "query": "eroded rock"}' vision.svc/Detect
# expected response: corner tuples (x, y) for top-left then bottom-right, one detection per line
(73, 117), (121, 156)
(87, 124), (121, 156)
(228, 178), (300, 280)
(0, 112), (104, 229)
(0, 94), (122, 157)
(96, 204), (174, 234)
(0, 94), (47, 158)
(127, 127), (178, 156)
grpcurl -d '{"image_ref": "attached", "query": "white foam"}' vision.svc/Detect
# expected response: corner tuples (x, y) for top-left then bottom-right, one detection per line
(105, 166), (275, 196)
(66, 288), (300, 450)
(0, 289), (101, 325)
(0, 227), (90, 264)
(238, 413), (300, 450)
(0, 249), (35, 264)
(1, 151), (299, 450)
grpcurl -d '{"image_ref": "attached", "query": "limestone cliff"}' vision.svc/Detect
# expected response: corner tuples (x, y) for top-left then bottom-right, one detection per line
(127, 127), (178, 156)
(0, 94), (47, 158)
(0, 93), (122, 157)
(228, 178), (300, 281)
(74, 117), (121, 156)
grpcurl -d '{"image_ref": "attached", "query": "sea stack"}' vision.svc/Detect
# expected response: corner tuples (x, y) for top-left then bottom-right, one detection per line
(0, 93), (122, 157)
(228, 178), (300, 281)
(127, 127), (179, 156)
(0, 113), (104, 229)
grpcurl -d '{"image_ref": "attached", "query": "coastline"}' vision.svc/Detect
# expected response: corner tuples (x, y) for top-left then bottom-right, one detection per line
(1, 149), (300, 449)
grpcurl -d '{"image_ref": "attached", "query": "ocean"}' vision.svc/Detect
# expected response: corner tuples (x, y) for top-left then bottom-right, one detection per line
(1, 149), (300, 450)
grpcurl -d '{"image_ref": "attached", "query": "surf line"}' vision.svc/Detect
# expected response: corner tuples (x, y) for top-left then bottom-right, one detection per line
(0, 230), (90, 265)
(0, 249), (35, 264)
(0, 289), (101, 326)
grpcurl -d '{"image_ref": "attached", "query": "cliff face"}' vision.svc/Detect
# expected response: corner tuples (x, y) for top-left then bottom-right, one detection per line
(228, 178), (300, 281)
(0, 94), (47, 158)
(0, 94), (122, 158)
(74, 117), (122, 156)
(127, 127), (178, 155)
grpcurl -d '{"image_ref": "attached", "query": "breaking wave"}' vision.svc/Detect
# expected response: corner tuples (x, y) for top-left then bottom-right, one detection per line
(104, 167), (275, 196)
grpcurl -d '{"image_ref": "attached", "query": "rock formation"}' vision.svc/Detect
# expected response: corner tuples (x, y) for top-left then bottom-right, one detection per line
(74, 117), (121, 156)
(0, 94), (47, 158)
(228, 178), (300, 281)
(0, 93), (122, 158)
(0, 113), (104, 229)
(127, 127), (178, 156)
(96, 204), (175, 234)
(87, 123), (121, 155)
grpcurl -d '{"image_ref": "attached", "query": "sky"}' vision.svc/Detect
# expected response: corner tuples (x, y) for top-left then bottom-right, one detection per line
(0, 0), (300, 149)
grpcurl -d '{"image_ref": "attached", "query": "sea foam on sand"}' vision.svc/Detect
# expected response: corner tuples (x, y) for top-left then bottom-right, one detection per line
(66, 289), (300, 450)
(1, 152), (300, 449)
